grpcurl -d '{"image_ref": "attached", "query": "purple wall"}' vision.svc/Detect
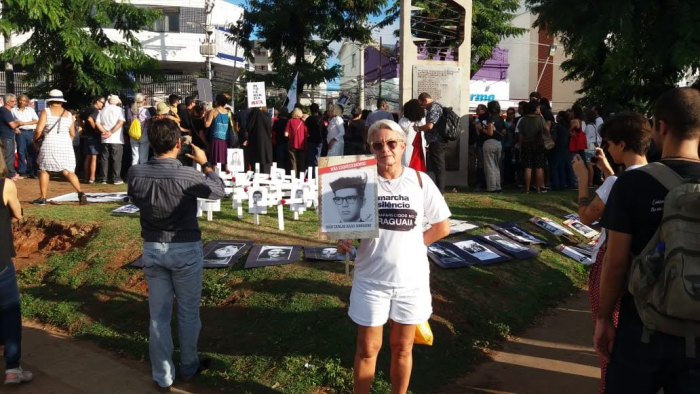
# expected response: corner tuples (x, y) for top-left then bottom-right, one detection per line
(364, 44), (399, 83)
(472, 47), (509, 81)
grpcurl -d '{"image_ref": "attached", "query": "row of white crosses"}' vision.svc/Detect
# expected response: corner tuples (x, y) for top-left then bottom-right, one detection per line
(195, 149), (319, 229)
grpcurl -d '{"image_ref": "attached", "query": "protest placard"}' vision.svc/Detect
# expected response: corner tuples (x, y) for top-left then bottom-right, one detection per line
(247, 82), (266, 108)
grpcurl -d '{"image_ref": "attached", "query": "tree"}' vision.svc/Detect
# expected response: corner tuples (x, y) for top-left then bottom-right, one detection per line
(0, 0), (163, 108)
(378, 0), (526, 77)
(232, 0), (389, 103)
(526, 0), (700, 112)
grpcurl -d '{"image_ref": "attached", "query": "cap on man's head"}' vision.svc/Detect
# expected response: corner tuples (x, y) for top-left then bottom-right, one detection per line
(330, 174), (367, 195)
(156, 102), (170, 115)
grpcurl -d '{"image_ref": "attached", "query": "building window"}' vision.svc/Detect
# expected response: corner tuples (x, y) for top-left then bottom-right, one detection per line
(255, 48), (268, 57)
(151, 8), (180, 32)
(352, 53), (356, 69)
(255, 64), (269, 72)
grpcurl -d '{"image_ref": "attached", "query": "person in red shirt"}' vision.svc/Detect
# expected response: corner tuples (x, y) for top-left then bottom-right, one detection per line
(285, 108), (308, 173)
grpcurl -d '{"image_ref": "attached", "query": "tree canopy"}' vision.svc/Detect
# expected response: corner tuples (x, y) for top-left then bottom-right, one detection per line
(378, 0), (526, 77)
(232, 0), (389, 101)
(526, 0), (700, 112)
(0, 0), (163, 108)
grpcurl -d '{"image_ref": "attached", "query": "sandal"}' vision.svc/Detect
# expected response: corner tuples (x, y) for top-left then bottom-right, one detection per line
(5, 367), (33, 384)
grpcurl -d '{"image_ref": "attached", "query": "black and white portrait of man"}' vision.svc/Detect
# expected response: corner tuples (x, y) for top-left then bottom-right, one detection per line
(252, 190), (263, 205)
(258, 246), (293, 261)
(484, 234), (528, 252)
(455, 240), (500, 261)
(329, 174), (367, 223)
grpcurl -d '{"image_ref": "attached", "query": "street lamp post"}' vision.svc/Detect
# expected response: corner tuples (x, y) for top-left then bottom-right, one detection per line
(199, 0), (216, 81)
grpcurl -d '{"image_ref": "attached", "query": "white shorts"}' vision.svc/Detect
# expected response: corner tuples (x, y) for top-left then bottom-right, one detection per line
(348, 280), (432, 327)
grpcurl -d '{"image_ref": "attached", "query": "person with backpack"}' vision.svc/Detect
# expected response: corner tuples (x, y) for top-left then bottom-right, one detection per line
(573, 113), (651, 393)
(416, 93), (446, 193)
(594, 87), (700, 393)
(127, 93), (152, 165)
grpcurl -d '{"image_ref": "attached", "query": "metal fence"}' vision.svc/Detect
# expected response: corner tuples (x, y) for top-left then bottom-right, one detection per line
(0, 71), (202, 101)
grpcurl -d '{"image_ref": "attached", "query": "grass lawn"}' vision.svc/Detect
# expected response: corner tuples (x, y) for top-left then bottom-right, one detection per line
(17, 187), (588, 393)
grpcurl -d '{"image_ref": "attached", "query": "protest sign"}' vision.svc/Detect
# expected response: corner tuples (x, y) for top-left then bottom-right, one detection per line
(318, 155), (378, 240)
(247, 82), (266, 108)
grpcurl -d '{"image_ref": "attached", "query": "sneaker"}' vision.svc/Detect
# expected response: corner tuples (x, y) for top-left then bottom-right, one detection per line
(113, 180), (124, 185)
(5, 366), (33, 384)
(32, 198), (46, 206)
(88, 180), (95, 184)
(78, 192), (88, 205)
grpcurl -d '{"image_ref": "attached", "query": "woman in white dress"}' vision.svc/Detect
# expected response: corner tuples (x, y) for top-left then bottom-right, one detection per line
(32, 90), (86, 205)
(398, 99), (426, 169)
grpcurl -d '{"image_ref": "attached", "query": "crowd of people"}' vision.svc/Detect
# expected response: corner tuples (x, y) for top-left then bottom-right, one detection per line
(1, 83), (699, 394)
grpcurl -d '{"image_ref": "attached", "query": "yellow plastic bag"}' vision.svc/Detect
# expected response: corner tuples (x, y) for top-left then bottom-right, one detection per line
(128, 118), (141, 140)
(414, 321), (433, 346)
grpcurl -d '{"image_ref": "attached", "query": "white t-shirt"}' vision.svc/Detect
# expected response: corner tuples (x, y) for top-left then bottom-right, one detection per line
(398, 117), (426, 167)
(366, 110), (394, 129)
(592, 164), (645, 261)
(585, 123), (600, 149)
(354, 168), (451, 288)
(97, 104), (125, 144)
(12, 107), (39, 130)
(327, 116), (345, 143)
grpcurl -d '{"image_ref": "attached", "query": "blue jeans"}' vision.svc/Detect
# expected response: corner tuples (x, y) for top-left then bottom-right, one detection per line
(142, 241), (203, 388)
(16, 130), (36, 176)
(0, 264), (22, 370)
(1, 137), (16, 178)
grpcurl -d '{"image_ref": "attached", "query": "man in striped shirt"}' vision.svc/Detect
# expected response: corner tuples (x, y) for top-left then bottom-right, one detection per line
(127, 118), (225, 390)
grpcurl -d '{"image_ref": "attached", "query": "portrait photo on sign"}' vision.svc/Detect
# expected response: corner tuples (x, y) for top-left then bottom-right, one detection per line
(304, 246), (355, 261)
(272, 168), (285, 182)
(228, 149), (245, 173)
(451, 239), (511, 265)
(563, 219), (599, 238)
(490, 221), (547, 245)
(320, 165), (377, 234)
(476, 232), (539, 260)
(530, 217), (573, 237)
(427, 242), (472, 269)
(202, 241), (252, 267)
(248, 187), (268, 207)
(245, 245), (302, 269)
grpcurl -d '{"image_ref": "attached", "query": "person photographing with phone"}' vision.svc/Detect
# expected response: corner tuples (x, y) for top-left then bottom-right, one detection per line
(127, 118), (225, 390)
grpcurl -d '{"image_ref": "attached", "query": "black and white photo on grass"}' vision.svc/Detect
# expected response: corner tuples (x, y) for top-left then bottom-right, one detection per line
(490, 221), (547, 245)
(530, 217), (573, 237)
(476, 232), (539, 260)
(450, 239), (511, 265)
(427, 242), (471, 269)
(202, 241), (252, 267)
(244, 245), (303, 269)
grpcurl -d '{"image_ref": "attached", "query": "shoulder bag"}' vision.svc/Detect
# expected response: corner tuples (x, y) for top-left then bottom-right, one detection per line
(34, 109), (66, 151)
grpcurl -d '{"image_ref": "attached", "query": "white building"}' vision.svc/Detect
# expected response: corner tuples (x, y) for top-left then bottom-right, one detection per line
(4, 0), (248, 95)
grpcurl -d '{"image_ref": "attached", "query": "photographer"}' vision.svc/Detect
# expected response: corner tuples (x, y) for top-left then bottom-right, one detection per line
(127, 118), (225, 390)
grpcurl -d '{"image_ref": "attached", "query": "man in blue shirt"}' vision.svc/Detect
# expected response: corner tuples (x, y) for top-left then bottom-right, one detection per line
(0, 94), (21, 180)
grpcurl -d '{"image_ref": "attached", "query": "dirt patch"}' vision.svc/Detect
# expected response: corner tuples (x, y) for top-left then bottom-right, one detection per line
(12, 218), (98, 269)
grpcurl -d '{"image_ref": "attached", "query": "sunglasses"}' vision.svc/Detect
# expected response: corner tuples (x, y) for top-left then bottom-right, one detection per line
(371, 140), (400, 151)
(333, 195), (359, 205)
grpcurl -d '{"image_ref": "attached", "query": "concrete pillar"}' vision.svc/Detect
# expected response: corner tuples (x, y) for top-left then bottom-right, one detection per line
(399, 0), (473, 187)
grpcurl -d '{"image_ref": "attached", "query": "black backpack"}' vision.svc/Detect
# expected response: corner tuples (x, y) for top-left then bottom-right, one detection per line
(437, 106), (461, 141)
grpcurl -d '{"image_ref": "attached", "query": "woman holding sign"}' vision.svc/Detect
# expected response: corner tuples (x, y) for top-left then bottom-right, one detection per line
(338, 119), (451, 394)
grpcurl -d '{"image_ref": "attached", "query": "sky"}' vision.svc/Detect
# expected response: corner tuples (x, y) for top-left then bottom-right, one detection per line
(223, 0), (399, 90)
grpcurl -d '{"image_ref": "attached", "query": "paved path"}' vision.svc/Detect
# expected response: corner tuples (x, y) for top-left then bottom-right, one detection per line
(4, 323), (209, 394)
(440, 290), (601, 394)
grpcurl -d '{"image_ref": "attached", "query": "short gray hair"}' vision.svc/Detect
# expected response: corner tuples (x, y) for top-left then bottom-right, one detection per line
(3, 94), (16, 102)
(367, 119), (407, 144)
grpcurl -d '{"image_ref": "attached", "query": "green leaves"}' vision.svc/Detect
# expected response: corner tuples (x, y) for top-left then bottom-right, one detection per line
(0, 0), (162, 107)
(231, 0), (389, 99)
(527, 0), (700, 112)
